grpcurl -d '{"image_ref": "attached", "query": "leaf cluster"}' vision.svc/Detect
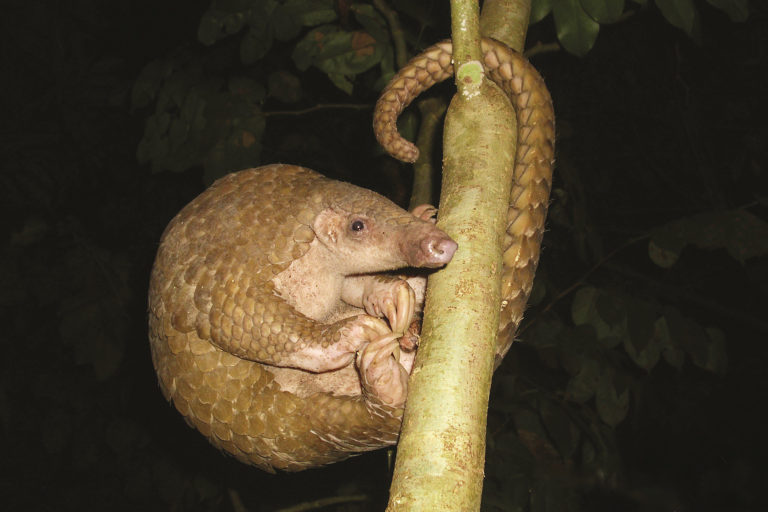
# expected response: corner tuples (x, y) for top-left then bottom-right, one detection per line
(533, 0), (748, 56)
(132, 0), (401, 183)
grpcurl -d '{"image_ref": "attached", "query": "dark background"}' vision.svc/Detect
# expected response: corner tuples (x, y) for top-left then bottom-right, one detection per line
(2, 1), (767, 511)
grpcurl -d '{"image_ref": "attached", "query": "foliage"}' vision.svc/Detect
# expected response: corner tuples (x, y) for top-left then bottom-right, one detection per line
(133, 0), (394, 183)
(133, 0), (752, 183)
(533, 0), (749, 55)
(649, 209), (768, 267)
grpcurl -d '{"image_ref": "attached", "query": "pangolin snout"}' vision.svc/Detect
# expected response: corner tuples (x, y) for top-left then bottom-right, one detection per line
(420, 235), (458, 267)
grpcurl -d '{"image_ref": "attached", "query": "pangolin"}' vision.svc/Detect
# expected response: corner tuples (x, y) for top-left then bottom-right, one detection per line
(149, 164), (457, 471)
(148, 37), (554, 472)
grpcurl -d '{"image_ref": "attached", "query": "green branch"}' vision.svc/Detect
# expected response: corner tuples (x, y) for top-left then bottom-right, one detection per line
(387, 1), (532, 511)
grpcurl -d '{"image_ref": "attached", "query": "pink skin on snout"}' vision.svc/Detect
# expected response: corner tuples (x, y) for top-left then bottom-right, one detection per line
(399, 224), (458, 268)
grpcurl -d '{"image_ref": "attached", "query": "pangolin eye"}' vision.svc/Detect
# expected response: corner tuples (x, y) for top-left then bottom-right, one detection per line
(351, 219), (365, 232)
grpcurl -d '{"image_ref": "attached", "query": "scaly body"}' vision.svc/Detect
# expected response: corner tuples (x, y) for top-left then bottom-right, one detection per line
(149, 164), (456, 471)
(148, 37), (554, 472)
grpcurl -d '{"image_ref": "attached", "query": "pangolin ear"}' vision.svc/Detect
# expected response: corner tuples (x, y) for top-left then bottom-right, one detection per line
(410, 204), (439, 224)
(314, 208), (343, 245)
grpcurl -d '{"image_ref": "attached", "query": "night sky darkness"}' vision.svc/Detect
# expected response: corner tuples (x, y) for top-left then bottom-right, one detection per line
(2, 1), (767, 511)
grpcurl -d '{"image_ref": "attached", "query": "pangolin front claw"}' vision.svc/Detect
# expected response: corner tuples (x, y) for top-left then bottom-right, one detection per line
(363, 277), (416, 336)
(357, 333), (409, 408)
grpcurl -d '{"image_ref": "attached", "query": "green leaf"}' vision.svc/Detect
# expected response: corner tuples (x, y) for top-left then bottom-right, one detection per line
(571, 287), (627, 345)
(198, 10), (224, 46)
(560, 325), (598, 375)
(648, 234), (682, 268)
(656, 0), (701, 41)
(596, 292), (624, 324)
(663, 307), (723, 372)
(327, 73), (353, 94)
(530, 0), (553, 24)
(596, 370), (629, 426)
(240, 25), (273, 64)
(705, 0), (748, 22)
(223, 12), (247, 34)
(375, 45), (396, 90)
(553, 0), (600, 56)
(623, 326), (660, 371)
(580, 0), (625, 23)
(299, 0), (337, 25)
(351, 3), (390, 46)
(272, 0), (337, 41)
(293, 27), (383, 93)
(132, 60), (171, 108)
(566, 358), (601, 403)
(571, 286), (598, 325)
(526, 312), (567, 349)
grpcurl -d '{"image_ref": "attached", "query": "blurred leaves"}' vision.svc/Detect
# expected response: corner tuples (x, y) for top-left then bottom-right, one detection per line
(595, 369), (630, 426)
(656, 0), (702, 42)
(581, 0), (625, 23)
(135, 0), (754, 180)
(134, 0), (394, 178)
(293, 26), (384, 94)
(490, 272), (731, 503)
(649, 209), (768, 268)
(529, 0), (750, 55)
(570, 286), (727, 377)
(133, 57), (266, 182)
(552, 0), (601, 57)
(530, 0), (553, 24)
